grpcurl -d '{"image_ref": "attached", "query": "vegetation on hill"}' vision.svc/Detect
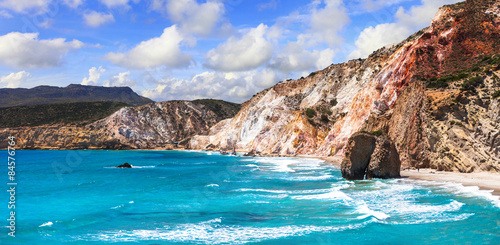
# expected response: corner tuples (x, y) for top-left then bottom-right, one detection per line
(192, 99), (241, 119)
(0, 84), (153, 107)
(0, 101), (130, 128)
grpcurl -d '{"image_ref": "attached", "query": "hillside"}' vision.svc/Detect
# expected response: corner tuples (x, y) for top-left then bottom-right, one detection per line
(190, 0), (500, 173)
(0, 99), (241, 149)
(0, 84), (153, 107)
(0, 101), (130, 128)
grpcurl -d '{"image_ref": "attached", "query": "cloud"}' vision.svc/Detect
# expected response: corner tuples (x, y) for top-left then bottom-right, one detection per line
(100, 0), (130, 8)
(63, 0), (83, 8)
(0, 71), (30, 88)
(258, 0), (278, 11)
(0, 9), (12, 18)
(38, 18), (54, 29)
(142, 69), (280, 103)
(103, 71), (135, 87)
(204, 24), (274, 72)
(83, 11), (115, 27)
(0, 32), (84, 69)
(270, 42), (335, 73)
(304, 0), (350, 47)
(348, 0), (462, 59)
(104, 25), (194, 69)
(0, 0), (50, 14)
(81, 66), (105, 85)
(150, 0), (226, 36)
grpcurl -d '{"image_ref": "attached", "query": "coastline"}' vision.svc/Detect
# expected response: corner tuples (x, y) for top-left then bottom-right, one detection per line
(303, 154), (500, 198)
(401, 168), (500, 196)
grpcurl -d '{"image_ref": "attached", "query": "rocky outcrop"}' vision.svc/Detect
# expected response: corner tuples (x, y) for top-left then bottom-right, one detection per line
(341, 132), (401, 180)
(366, 136), (401, 179)
(190, 0), (500, 173)
(341, 133), (377, 180)
(0, 100), (240, 150)
(117, 163), (132, 168)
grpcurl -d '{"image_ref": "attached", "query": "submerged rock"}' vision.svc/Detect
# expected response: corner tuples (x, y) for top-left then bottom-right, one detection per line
(117, 163), (132, 168)
(341, 132), (401, 180)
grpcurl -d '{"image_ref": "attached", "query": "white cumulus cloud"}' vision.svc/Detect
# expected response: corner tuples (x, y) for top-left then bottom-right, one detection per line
(270, 42), (335, 74)
(83, 11), (115, 27)
(104, 25), (194, 69)
(142, 69), (280, 103)
(204, 24), (274, 72)
(81, 66), (105, 85)
(0, 32), (84, 69)
(348, 0), (462, 59)
(150, 0), (226, 36)
(0, 71), (30, 88)
(103, 71), (135, 87)
(63, 0), (83, 8)
(0, 0), (50, 13)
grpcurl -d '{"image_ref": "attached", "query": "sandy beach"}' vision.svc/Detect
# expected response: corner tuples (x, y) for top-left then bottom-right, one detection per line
(401, 168), (500, 196)
(312, 155), (500, 197)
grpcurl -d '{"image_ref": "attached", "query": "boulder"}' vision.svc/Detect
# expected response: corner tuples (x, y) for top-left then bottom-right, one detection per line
(341, 132), (377, 180)
(341, 132), (401, 180)
(117, 163), (132, 168)
(366, 135), (401, 179)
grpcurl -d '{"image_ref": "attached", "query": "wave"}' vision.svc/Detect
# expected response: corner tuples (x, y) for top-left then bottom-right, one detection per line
(79, 218), (371, 244)
(39, 221), (53, 227)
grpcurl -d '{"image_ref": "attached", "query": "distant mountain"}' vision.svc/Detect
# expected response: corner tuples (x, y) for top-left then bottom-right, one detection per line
(0, 101), (130, 128)
(0, 84), (153, 107)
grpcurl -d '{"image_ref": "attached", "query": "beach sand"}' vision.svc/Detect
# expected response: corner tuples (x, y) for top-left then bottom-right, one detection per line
(401, 168), (500, 196)
(312, 155), (500, 197)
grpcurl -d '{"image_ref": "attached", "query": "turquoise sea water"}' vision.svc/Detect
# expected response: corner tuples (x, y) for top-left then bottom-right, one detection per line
(1, 150), (499, 244)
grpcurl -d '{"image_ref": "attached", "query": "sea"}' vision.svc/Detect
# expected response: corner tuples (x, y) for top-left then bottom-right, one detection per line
(1, 150), (499, 244)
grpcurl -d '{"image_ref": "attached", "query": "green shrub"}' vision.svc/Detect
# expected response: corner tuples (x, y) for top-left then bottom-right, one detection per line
(305, 108), (316, 118)
(371, 130), (383, 136)
(460, 76), (483, 91)
(320, 114), (329, 123)
(493, 90), (500, 99)
(330, 99), (338, 106)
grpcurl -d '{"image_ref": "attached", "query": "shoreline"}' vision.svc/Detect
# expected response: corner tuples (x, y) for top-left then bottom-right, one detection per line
(401, 168), (500, 197)
(6, 148), (500, 198)
(303, 154), (500, 198)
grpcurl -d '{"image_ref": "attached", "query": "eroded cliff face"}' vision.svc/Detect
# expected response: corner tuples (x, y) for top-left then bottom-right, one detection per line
(0, 100), (237, 149)
(190, 0), (500, 172)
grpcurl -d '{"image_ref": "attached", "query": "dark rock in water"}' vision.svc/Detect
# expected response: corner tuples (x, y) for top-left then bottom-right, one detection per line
(341, 133), (377, 180)
(117, 163), (132, 168)
(244, 150), (256, 157)
(366, 135), (401, 179)
(341, 132), (401, 180)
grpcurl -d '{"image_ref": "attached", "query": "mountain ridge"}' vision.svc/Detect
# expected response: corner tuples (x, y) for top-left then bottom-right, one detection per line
(0, 84), (153, 107)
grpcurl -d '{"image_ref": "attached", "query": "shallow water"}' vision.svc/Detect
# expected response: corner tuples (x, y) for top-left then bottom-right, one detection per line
(1, 150), (499, 244)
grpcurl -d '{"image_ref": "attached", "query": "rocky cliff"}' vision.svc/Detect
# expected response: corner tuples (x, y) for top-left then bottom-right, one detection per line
(190, 0), (500, 172)
(0, 100), (240, 149)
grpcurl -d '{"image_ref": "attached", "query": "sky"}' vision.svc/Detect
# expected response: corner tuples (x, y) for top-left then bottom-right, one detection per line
(0, 0), (462, 103)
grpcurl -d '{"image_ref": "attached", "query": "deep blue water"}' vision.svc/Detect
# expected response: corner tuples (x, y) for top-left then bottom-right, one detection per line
(1, 150), (499, 244)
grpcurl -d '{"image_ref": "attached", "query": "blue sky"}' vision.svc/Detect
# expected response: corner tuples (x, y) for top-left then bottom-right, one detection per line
(0, 0), (461, 103)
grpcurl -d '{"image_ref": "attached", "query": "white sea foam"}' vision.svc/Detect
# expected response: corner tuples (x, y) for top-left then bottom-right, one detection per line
(356, 204), (390, 220)
(81, 219), (370, 244)
(205, 184), (220, 188)
(39, 221), (53, 227)
(404, 179), (500, 208)
(236, 188), (287, 194)
(132, 166), (156, 169)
